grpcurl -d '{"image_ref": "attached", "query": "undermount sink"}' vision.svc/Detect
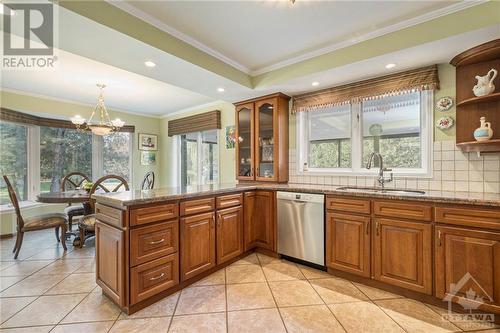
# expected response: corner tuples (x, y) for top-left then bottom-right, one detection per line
(336, 186), (426, 195)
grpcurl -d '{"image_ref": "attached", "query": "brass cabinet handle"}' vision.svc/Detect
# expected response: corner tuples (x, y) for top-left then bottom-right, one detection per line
(437, 230), (442, 247)
(365, 221), (370, 235)
(149, 272), (165, 281)
(375, 221), (380, 236)
(210, 217), (215, 229)
(149, 238), (165, 245)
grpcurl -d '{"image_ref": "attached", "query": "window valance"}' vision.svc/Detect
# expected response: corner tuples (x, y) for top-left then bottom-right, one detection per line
(168, 110), (221, 136)
(0, 107), (135, 132)
(292, 65), (439, 113)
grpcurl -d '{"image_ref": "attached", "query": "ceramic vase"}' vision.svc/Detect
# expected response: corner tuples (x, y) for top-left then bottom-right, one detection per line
(473, 117), (493, 142)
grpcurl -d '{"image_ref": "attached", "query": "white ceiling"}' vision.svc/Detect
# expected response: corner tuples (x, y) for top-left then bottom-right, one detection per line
(118, 0), (462, 73)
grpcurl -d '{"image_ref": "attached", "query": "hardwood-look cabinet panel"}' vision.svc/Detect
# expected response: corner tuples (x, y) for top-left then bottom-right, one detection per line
(435, 207), (500, 230)
(243, 191), (275, 251)
(130, 221), (179, 267)
(130, 203), (178, 227)
(180, 212), (216, 281)
(96, 222), (125, 307)
(130, 254), (179, 305)
(326, 196), (371, 214)
(216, 193), (243, 210)
(236, 103), (255, 180)
(216, 206), (244, 264)
(373, 218), (432, 294)
(95, 203), (124, 228)
(326, 213), (370, 277)
(180, 198), (215, 216)
(373, 201), (432, 222)
(435, 226), (500, 313)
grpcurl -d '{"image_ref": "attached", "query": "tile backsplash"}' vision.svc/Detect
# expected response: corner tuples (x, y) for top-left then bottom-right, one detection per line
(288, 140), (500, 194)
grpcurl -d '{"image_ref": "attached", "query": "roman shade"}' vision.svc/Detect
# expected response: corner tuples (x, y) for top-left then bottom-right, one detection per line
(168, 110), (221, 136)
(292, 65), (439, 113)
(0, 108), (135, 132)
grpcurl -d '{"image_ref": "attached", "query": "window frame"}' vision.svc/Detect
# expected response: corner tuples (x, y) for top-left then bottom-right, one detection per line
(297, 91), (433, 177)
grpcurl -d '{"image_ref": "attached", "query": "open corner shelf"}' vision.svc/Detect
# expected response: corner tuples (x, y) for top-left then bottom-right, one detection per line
(456, 139), (500, 153)
(456, 92), (500, 107)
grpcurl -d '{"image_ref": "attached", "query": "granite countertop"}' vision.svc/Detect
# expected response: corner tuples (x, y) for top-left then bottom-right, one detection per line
(92, 183), (500, 208)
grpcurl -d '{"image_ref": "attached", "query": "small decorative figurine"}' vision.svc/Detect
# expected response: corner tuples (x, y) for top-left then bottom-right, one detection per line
(473, 68), (497, 97)
(473, 117), (493, 142)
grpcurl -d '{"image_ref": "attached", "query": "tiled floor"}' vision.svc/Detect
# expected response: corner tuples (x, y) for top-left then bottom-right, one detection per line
(1, 230), (499, 332)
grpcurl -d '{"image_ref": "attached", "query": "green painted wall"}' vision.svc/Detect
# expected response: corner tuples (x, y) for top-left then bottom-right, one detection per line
(434, 64), (456, 141)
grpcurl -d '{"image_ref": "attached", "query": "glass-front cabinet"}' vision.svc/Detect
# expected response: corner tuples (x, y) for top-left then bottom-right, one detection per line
(235, 93), (290, 183)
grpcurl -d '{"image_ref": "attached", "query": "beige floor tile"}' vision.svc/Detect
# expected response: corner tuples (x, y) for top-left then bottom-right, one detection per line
(72, 258), (96, 273)
(191, 269), (225, 286)
(1, 294), (86, 328)
(51, 321), (114, 333)
(169, 312), (226, 333)
(0, 273), (67, 297)
(63, 247), (95, 259)
(310, 278), (369, 304)
(45, 273), (97, 295)
(0, 260), (54, 276)
(109, 317), (171, 333)
(61, 293), (121, 323)
(257, 253), (282, 265)
(280, 305), (345, 333)
(427, 304), (499, 331)
(269, 280), (323, 307)
(23, 247), (70, 261)
(231, 253), (260, 265)
(262, 262), (305, 282)
(226, 264), (265, 284)
(0, 276), (25, 291)
(227, 282), (276, 311)
(0, 296), (36, 324)
(471, 330), (500, 333)
(119, 292), (179, 319)
(175, 285), (226, 315)
(353, 282), (403, 301)
(36, 259), (92, 275)
(227, 308), (286, 333)
(330, 301), (404, 333)
(376, 298), (460, 333)
(0, 326), (54, 333)
(297, 265), (332, 280)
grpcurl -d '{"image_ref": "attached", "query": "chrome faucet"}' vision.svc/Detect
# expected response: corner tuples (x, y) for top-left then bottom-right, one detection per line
(366, 153), (393, 188)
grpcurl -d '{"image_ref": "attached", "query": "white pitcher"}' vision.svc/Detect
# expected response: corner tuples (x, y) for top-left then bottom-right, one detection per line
(473, 68), (497, 97)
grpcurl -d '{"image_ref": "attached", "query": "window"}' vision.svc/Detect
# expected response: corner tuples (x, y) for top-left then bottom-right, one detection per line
(102, 132), (132, 182)
(179, 130), (219, 187)
(298, 91), (432, 176)
(0, 121), (28, 205)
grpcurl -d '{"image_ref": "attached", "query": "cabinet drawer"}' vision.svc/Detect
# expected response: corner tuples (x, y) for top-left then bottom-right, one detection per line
(95, 203), (124, 228)
(326, 196), (370, 214)
(130, 221), (179, 266)
(130, 254), (179, 305)
(374, 201), (432, 222)
(435, 206), (500, 230)
(180, 197), (215, 216)
(130, 203), (178, 227)
(216, 193), (243, 209)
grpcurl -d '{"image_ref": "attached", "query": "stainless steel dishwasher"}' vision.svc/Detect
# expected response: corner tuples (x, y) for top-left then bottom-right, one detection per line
(277, 191), (325, 267)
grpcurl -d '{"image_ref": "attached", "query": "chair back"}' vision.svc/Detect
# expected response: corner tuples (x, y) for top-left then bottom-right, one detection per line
(141, 171), (155, 190)
(88, 175), (129, 211)
(2, 175), (24, 230)
(61, 172), (91, 191)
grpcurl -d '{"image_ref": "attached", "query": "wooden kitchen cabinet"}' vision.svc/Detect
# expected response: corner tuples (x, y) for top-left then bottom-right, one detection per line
(216, 205), (244, 264)
(373, 218), (432, 294)
(180, 212), (216, 281)
(435, 226), (500, 312)
(326, 213), (370, 277)
(244, 191), (275, 251)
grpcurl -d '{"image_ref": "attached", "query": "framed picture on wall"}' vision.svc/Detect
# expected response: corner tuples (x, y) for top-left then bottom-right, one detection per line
(141, 151), (156, 165)
(138, 133), (158, 151)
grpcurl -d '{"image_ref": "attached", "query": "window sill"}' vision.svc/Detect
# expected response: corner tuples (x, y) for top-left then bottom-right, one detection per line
(0, 201), (42, 213)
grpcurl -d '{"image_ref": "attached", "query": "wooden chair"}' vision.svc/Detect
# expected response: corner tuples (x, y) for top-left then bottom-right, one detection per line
(77, 175), (129, 248)
(141, 171), (155, 190)
(3, 175), (68, 259)
(61, 172), (91, 232)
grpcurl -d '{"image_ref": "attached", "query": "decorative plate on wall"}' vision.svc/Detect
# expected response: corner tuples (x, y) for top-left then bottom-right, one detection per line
(436, 116), (454, 130)
(436, 96), (453, 111)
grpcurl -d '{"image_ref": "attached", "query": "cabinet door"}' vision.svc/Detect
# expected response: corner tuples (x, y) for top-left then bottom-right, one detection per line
(217, 206), (244, 264)
(96, 222), (125, 307)
(373, 218), (432, 294)
(244, 191), (275, 251)
(236, 103), (255, 181)
(326, 213), (370, 277)
(435, 226), (500, 312)
(255, 98), (278, 182)
(180, 212), (216, 281)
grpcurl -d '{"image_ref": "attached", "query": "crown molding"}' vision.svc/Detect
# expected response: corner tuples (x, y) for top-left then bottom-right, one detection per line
(160, 100), (228, 119)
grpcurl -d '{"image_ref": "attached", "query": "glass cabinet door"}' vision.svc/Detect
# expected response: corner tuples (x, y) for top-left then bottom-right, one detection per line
(256, 99), (276, 180)
(236, 103), (254, 179)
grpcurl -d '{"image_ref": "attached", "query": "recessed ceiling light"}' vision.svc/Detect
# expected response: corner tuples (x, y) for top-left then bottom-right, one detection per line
(385, 63), (396, 69)
(312, 81), (319, 86)
(144, 61), (156, 68)
(217, 87), (225, 92)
